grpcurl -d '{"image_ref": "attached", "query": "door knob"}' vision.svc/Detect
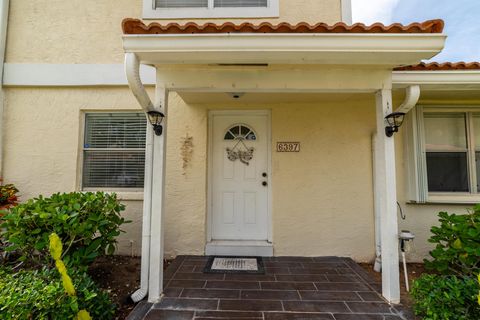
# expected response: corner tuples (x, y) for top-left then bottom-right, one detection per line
(262, 181), (268, 186)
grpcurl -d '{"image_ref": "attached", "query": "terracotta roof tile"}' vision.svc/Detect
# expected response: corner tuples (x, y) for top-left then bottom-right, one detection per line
(394, 62), (480, 71)
(122, 19), (444, 35)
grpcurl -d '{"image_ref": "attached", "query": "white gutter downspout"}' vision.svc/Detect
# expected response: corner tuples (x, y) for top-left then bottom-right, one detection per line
(395, 85), (421, 114)
(0, 0), (10, 178)
(373, 84), (420, 273)
(125, 53), (156, 303)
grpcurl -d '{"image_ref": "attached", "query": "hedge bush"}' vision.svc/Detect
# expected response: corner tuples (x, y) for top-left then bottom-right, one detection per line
(0, 267), (115, 320)
(1, 192), (128, 267)
(425, 208), (480, 276)
(411, 274), (480, 320)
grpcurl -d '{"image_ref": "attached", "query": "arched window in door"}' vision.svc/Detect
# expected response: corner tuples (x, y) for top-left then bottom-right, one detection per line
(224, 124), (257, 141)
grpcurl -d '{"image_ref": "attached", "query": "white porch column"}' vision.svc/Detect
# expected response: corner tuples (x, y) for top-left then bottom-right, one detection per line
(374, 89), (400, 304)
(148, 85), (169, 302)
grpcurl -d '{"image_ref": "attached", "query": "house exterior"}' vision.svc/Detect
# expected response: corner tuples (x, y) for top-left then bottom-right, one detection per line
(1, 0), (480, 304)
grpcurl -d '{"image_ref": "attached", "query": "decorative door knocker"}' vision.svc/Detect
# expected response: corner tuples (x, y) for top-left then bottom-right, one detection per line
(224, 124), (256, 166)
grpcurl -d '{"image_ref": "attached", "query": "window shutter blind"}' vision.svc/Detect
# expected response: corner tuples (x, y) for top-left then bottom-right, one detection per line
(155, 0), (208, 8)
(83, 113), (147, 189)
(214, 0), (268, 7)
(83, 151), (146, 188)
(84, 113), (146, 149)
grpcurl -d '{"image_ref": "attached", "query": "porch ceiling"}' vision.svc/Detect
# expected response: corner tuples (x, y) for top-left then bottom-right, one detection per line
(177, 91), (373, 104)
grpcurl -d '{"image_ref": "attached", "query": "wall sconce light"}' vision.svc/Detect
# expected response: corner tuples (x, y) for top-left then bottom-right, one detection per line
(147, 110), (165, 136)
(385, 112), (405, 137)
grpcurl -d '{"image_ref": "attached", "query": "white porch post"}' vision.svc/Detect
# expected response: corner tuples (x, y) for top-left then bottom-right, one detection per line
(148, 85), (169, 302)
(374, 89), (400, 304)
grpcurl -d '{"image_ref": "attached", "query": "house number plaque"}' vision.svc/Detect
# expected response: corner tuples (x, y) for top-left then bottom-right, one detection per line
(276, 142), (300, 152)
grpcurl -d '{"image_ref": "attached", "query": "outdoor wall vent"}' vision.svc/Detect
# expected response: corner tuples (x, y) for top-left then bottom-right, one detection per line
(228, 92), (245, 99)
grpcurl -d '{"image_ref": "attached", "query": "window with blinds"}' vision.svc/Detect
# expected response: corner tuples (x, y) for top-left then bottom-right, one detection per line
(153, 0), (270, 10)
(82, 113), (147, 189)
(146, 0), (278, 19)
(214, 0), (267, 7)
(155, 0), (208, 8)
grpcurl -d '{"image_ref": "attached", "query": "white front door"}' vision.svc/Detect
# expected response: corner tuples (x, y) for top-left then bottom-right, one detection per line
(211, 112), (270, 241)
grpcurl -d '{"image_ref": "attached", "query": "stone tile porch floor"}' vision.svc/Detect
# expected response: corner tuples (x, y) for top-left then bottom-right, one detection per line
(127, 256), (409, 320)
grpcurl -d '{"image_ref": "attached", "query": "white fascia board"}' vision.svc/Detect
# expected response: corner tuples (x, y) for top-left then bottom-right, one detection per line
(392, 70), (480, 90)
(3, 63), (156, 87)
(123, 33), (446, 66)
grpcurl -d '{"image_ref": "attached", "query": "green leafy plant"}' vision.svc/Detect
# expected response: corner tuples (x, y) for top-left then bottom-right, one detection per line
(1, 192), (128, 267)
(425, 208), (480, 276)
(0, 179), (19, 211)
(411, 274), (480, 320)
(0, 267), (115, 320)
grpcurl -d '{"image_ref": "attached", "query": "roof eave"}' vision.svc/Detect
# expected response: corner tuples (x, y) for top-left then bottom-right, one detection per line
(393, 70), (480, 90)
(122, 33), (447, 67)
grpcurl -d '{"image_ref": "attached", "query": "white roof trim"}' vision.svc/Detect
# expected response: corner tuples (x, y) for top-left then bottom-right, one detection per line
(3, 63), (155, 87)
(392, 70), (480, 90)
(123, 33), (446, 66)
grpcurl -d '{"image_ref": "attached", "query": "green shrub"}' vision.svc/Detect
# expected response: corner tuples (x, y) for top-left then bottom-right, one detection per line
(1, 192), (128, 267)
(425, 208), (480, 276)
(0, 267), (115, 320)
(411, 274), (480, 320)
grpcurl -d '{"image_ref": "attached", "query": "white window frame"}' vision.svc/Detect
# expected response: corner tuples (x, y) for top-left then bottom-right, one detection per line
(78, 111), (146, 194)
(143, 0), (279, 19)
(406, 105), (480, 204)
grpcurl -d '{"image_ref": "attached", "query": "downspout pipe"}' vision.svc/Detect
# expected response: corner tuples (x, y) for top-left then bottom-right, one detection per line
(0, 0), (10, 179)
(395, 85), (420, 114)
(125, 53), (156, 303)
(125, 53), (155, 113)
(373, 85), (420, 273)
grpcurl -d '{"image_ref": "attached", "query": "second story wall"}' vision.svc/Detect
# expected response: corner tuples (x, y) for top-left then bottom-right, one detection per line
(6, 0), (343, 64)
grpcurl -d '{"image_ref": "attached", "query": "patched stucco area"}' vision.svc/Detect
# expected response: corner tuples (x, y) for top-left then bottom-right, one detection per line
(163, 94), (208, 257)
(6, 0), (342, 64)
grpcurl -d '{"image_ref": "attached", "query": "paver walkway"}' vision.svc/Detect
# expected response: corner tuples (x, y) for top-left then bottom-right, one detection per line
(127, 256), (408, 320)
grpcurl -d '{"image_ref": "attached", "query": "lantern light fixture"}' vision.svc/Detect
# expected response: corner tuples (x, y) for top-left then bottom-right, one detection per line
(147, 110), (165, 136)
(385, 112), (405, 137)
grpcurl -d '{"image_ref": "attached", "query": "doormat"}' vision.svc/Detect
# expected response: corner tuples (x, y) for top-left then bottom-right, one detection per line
(203, 256), (265, 274)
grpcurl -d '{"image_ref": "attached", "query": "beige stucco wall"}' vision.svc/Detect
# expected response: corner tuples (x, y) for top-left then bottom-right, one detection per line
(3, 86), (376, 261)
(6, 0), (342, 64)
(164, 93), (378, 261)
(2, 87), (150, 254)
(4, 85), (475, 262)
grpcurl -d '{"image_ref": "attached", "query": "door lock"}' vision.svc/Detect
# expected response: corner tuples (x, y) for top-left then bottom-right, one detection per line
(262, 172), (267, 177)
